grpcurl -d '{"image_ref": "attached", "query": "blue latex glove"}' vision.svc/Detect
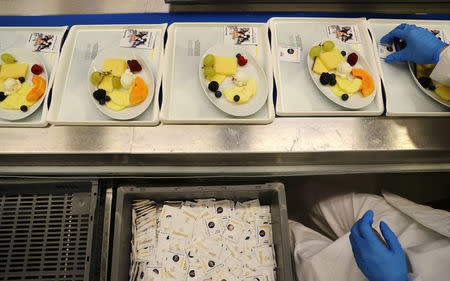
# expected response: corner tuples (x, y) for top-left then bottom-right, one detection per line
(380, 23), (448, 64)
(349, 210), (409, 281)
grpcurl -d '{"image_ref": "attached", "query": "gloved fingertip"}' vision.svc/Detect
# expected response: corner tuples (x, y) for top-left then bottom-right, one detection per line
(380, 221), (403, 252)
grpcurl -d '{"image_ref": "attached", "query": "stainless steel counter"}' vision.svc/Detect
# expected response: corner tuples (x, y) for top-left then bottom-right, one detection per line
(1, 117), (449, 176)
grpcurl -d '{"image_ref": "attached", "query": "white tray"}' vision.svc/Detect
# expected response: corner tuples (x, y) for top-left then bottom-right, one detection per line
(160, 22), (275, 124)
(48, 24), (166, 126)
(368, 19), (450, 116)
(0, 26), (67, 127)
(269, 17), (384, 116)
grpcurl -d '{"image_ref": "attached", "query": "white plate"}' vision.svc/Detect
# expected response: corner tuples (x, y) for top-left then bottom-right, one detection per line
(408, 62), (450, 108)
(198, 44), (268, 117)
(88, 47), (154, 120)
(0, 48), (48, 120)
(307, 40), (377, 110)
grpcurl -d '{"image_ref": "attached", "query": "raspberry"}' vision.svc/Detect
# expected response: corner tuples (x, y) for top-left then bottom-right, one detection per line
(347, 53), (358, 66)
(127, 59), (142, 73)
(238, 55), (248, 66)
(31, 64), (43, 75)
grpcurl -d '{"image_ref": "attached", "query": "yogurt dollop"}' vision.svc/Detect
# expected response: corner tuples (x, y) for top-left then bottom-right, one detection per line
(120, 69), (136, 89)
(232, 71), (249, 86)
(336, 62), (352, 77)
(4, 78), (21, 94)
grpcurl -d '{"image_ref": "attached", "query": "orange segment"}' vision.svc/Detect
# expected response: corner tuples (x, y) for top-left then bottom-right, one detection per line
(129, 76), (148, 105)
(26, 75), (46, 102)
(351, 68), (374, 97)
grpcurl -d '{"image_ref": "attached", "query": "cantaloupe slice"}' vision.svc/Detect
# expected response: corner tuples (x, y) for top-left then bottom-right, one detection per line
(26, 75), (46, 102)
(129, 77), (148, 105)
(351, 68), (374, 97)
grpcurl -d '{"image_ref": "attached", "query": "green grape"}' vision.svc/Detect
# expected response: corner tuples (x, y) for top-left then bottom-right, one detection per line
(112, 76), (122, 89)
(203, 54), (215, 67)
(204, 66), (215, 78)
(1, 53), (15, 64)
(322, 41), (335, 52)
(309, 46), (322, 57)
(90, 71), (102, 85)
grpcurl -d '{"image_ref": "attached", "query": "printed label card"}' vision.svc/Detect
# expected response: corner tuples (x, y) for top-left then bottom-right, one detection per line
(279, 47), (301, 63)
(327, 24), (361, 44)
(224, 26), (257, 45)
(120, 29), (159, 49)
(25, 32), (59, 53)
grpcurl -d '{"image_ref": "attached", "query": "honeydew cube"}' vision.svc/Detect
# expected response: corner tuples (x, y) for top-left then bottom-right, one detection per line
(435, 84), (450, 101)
(318, 49), (345, 71)
(208, 73), (227, 85)
(98, 76), (113, 93)
(102, 59), (127, 76)
(0, 63), (29, 79)
(214, 56), (237, 76)
(328, 84), (346, 97)
(336, 76), (362, 94)
(312, 57), (328, 75)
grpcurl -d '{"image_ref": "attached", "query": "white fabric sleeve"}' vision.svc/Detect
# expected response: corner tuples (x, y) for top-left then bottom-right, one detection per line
(408, 273), (423, 281)
(430, 46), (450, 86)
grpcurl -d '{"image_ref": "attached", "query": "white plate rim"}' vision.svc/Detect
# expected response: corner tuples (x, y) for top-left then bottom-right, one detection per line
(0, 48), (49, 121)
(87, 47), (155, 120)
(307, 40), (377, 110)
(198, 44), (269, 117)
(407, 62), (450, 108)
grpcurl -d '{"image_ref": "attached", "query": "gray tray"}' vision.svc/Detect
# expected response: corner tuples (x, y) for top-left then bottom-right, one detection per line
(0, 179), (98, 281)
(111, 182), (293, 281)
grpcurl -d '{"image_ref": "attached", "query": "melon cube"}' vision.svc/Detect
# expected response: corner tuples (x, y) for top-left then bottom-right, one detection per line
(102, 59), (127, 76)
(0, 63), (29, 79)
(318, 49), (345, 71)
(214, 56), (237, 76)
(312, 57), (328, 75)
(98, 76), (113, 93)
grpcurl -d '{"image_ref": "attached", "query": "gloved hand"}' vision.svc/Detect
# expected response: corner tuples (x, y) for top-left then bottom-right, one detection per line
(380, 23), (448, 64)
(349, 210), (409, 281)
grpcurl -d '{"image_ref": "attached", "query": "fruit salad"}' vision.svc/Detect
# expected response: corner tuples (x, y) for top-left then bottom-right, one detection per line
(90, 58), (148, 111)
(310, 41), (374, 102)
(202, 53), (257, 104)
(0, 53), (46, 112)
(413, 63), (450, 101)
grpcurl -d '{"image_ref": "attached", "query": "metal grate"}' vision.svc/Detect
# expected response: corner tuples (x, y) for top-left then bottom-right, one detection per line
(0, 193), (91, 281)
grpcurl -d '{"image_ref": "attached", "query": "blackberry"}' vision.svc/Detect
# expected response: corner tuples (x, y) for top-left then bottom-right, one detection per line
(208, 81), (219, 92)
(20, 105), (28, 112)
(418, 77), (431, 89)
(329, 79), (337, 86)
(93, 89), (106, 101)
(0, 92), (5, 102)
(320, 73), (330, 85)
(429, 84), (436, 91)
(99, 99), (105, 105)
(105, 95), (111, 102)
(342, 94), (349, 101)
(18, 77), (25, 83)
(329, 73), (336, 80)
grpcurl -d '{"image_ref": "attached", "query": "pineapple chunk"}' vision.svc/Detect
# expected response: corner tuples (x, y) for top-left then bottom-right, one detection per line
(0, 78), (5, 92)
(318, 49), (345, 71)
(207, 73), (227, 85)
(0, 63), (29, 79)
(214, 56), (237, 76)
(102, 59), (127, 76)
(98, 76), (113, 93)
(312, 57), (328, 75)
